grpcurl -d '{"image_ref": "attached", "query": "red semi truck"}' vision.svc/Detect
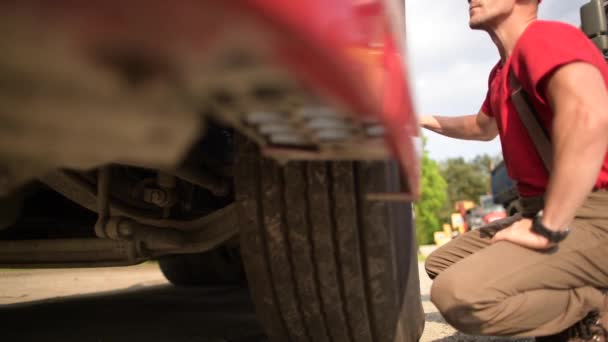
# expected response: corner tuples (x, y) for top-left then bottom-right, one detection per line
(0, 1), (424, 341)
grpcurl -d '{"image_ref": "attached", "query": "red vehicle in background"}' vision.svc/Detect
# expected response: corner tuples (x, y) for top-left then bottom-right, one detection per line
(466, 195), (508, 230)
(0, 1), (423, 341)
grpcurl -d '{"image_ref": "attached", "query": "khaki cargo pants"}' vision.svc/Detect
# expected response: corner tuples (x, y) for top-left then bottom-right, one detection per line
(425, 191), (608, 337)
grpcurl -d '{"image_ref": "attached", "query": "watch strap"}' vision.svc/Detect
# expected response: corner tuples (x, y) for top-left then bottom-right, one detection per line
(532, 215), (570, 243)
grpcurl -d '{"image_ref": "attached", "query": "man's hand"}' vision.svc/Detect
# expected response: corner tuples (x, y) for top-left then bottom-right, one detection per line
(491, 218), (554, 250)
(418, 115), (434, 129)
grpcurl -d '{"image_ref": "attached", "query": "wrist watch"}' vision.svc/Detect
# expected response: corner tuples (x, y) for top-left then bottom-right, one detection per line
(532, 210), (571, 243)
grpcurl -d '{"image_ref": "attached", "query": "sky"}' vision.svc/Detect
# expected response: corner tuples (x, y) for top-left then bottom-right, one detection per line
(405, 0), (590, 161)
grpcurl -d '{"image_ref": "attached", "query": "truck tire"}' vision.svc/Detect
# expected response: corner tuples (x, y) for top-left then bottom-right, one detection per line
(158, 247), (246, 287)
(234, 137), (425, 342)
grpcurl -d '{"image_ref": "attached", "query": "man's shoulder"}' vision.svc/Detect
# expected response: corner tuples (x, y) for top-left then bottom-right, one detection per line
(514, 20), (590, 58)
(510, 19), (604, 97)
(524, 20), (585, 39)
(531, 20), (578, 30)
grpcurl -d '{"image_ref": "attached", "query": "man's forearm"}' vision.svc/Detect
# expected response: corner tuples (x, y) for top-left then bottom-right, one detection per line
(542, 109), (608, 232)
(490, 103), (608, 251)
(420, 114), (496, 141)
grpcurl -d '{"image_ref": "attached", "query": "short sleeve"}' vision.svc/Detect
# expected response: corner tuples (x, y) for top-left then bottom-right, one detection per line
(480, 90), (493, 117)
(511, 21), (604, 97)
(480, 62), (500, 117)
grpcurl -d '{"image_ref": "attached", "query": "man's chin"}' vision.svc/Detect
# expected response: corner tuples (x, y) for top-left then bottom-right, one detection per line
(469, 20), (484, 30)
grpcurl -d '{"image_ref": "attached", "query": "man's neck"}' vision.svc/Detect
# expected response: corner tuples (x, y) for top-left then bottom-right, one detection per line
(487, 13), (537, 64)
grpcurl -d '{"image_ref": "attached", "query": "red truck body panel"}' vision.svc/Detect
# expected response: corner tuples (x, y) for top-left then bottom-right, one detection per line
(1, 0), (420, 196)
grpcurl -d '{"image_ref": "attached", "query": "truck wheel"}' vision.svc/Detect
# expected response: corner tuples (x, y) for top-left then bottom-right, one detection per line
(158, 247), (246, 287)
(234, 137), (425, 342)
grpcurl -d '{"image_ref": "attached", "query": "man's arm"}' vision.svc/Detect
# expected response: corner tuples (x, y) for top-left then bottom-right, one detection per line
(420, 112), (499, 141)
(541, 62), (608, 232)
(492, 62), (608, 249)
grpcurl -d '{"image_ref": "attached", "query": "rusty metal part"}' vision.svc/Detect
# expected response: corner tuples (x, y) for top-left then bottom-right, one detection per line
(144, 172), (177, 211)
(94, 166), (111, 238)
(94, 209), (239, 255)
(0, 204), (239, 267)
(0, 238), (140, 267)
(261, 141), (390, 162)
(142, 187), (177, 209)
(161, 204), (238, 255)
(158, 172), (176, 218)
(97, 217), (185, 251)
(97, 167), (111, 218)
(41, 171), (234, 231)
(171, 167), (230, 196)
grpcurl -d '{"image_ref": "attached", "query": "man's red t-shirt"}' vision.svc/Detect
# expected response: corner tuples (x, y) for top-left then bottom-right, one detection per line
(481, 20), (608, 197)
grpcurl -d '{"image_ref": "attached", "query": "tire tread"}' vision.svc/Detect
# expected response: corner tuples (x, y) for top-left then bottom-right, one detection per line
(235, 136), (424, 342)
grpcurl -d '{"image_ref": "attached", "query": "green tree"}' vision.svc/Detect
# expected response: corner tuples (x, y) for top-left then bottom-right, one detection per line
(415, 139), (448, 246)
(439, 154), (501, 219)
(470, 154), (502, 179)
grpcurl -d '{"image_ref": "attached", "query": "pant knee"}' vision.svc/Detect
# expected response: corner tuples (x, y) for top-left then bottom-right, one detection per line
(430, 272), (487, 334)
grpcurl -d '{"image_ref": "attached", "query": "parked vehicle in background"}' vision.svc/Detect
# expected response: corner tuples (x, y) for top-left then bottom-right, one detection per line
(0, 1), (424, 341)
(479, 194), (507, 223)
(465, 195), (507, 230)
(491, 161), (521, 216)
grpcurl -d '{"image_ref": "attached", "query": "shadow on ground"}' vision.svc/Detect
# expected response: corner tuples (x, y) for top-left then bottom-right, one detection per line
(0, 284), (266, 342)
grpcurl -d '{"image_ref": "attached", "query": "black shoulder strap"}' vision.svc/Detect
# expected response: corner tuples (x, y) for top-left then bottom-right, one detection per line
(508, 70), (554, 173)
